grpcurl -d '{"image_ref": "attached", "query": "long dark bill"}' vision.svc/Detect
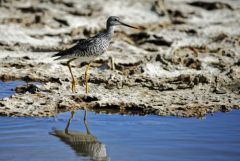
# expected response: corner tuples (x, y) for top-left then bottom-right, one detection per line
(119, 21), (138, 29)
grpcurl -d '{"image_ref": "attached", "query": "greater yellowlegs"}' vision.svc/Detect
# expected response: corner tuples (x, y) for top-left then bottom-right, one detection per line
(52, 16), (138, 94)
(50, 111), (108, 160)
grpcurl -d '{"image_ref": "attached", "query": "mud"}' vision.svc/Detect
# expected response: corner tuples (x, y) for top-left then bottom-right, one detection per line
(0, 0), (239, 117)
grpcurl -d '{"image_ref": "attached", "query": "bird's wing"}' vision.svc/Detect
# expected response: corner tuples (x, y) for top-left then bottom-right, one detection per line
(76, 38), (92, 45)
(52, 44), (79, 59)
(52, 38), (97, 59)
(75, 37), (96, 49)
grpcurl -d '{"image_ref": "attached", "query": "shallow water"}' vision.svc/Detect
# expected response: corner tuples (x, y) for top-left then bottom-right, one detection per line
(0, 111), (240, 161)
(0, 81), (240, 161)
(0, 80), (25, 99)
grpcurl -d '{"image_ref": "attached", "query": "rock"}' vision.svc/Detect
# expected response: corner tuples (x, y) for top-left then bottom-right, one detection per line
(0, 0), (239, 117)
(15, 84), (39, 94)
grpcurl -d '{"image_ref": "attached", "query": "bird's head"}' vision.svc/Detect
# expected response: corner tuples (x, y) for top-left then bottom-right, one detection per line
(107, 16), (138, 29)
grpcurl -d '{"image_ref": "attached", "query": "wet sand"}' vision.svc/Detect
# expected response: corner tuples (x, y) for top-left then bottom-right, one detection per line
(0, 0), (239, 117)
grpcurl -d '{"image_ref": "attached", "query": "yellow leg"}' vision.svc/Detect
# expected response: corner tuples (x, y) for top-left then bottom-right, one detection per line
(83, 110), (91, 134)
(84, 110), (87, 122)
(67, 59), (77, 93)
(65, 111), (75, 134)
(84, 63), (91, 95)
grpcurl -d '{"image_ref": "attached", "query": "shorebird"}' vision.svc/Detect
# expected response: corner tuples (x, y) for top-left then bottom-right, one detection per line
(50, 111), (109, 160)
(52, 16), (138, 94)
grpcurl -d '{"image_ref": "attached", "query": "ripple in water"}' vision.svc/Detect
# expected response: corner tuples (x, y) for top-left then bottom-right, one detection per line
(0, 110), (240, 161)
(0, 81), (240, 161)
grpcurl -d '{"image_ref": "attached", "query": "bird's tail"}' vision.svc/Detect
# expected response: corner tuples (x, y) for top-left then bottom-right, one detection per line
(52, 52), (64, 60)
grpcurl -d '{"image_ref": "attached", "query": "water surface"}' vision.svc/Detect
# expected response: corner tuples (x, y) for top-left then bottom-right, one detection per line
(0, 110), (240, 161)
(0, 80), (25, 99)
(0, 81), (240, 161)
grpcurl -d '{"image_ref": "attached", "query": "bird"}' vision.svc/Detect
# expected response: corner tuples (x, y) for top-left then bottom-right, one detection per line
(52, 16), (138, 94)
(50, 111), (109, 161)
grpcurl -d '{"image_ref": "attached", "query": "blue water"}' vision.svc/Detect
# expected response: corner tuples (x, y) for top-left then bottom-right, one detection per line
(0, 111), (240, 161)
(0, 81), (240, 161)
(0, 80), (25, 99)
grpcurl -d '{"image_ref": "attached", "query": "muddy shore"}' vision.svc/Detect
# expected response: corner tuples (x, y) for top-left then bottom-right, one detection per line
(0, 0), (239, 117)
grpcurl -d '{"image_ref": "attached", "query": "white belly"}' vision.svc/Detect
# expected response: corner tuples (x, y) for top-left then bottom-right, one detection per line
(75, 56), (98, 63)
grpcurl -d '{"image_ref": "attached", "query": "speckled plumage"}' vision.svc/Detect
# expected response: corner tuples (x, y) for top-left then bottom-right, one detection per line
(52, 16), (137, 94)
(50, 111), (108, 160)
(53, 30), (112, 61)
(52, 16), (137, 62)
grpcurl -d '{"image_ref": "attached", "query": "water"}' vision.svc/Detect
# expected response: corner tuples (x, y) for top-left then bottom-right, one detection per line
(0, 81), (240, 161)
(0, 111), (240, 161)
(0, 80), (25, 99)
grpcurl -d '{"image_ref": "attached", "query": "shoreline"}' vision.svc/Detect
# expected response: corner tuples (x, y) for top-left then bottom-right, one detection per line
(0, 0), (239, 117)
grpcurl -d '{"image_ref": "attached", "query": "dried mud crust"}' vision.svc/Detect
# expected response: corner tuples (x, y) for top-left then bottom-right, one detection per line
(0, 0), (239, 117)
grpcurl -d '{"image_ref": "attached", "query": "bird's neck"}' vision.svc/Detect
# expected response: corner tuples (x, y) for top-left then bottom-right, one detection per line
(106, 25), (114, 36)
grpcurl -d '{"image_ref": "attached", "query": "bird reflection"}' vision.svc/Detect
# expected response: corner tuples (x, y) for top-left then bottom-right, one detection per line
(50, 111), (109, 161)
